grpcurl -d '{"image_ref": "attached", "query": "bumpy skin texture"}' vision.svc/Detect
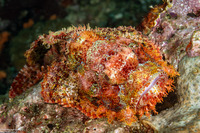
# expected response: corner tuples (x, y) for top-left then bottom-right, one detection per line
(9, 26), (178, 125)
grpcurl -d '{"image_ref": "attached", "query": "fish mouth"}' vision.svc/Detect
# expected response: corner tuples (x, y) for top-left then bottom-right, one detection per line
(135, 72), (163, 109)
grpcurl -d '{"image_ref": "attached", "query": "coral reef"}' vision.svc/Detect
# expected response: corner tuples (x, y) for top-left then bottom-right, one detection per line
(140, 0), (200, 69)
(1, 0), (199, 132)
(137, 0), (200, 132)
(9, 26), (178, 126)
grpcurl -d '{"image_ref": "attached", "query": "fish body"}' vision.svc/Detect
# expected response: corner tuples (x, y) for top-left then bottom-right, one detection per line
(9, 26), (179, 125)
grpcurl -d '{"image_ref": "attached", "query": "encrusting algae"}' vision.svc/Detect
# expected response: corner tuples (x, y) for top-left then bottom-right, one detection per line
(9, 25), (179, 125)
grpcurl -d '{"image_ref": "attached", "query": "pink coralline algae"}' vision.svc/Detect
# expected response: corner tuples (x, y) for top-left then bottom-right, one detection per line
(9, 26), (178, 125)
(139, 0), (200, 68)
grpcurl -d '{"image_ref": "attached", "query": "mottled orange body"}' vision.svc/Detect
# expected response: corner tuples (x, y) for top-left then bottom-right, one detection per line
(9, 26), (178, 125)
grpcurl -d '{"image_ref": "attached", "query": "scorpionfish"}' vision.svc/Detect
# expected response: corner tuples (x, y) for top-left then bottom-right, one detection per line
(9, 26), (179, 125)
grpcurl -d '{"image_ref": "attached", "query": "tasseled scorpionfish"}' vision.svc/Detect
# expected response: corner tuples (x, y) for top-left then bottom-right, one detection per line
(9, 26), (179, 125)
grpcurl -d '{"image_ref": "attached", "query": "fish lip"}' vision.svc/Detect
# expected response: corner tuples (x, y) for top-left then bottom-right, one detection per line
(135, 72), (166, 110)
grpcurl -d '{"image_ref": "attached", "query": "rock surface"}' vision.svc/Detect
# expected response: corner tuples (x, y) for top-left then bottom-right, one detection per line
(149, 0), (200, 69)
(0, 83), (153, 132)
(149, 55), (200, 132)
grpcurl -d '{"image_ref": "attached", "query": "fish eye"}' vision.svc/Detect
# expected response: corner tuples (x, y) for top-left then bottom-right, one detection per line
(104, 74), (110, 81)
